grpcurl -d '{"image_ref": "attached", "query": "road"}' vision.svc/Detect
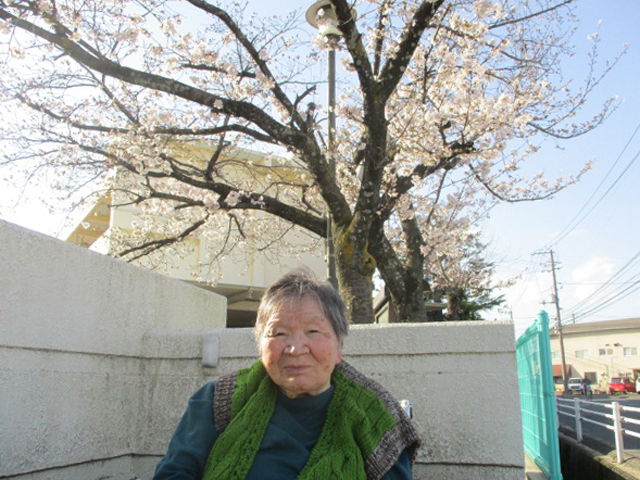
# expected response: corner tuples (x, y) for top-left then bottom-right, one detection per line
(557, 392), (640, 456)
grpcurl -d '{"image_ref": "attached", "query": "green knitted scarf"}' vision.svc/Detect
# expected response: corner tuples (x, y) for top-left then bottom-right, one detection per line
(201, 360), (419, 480)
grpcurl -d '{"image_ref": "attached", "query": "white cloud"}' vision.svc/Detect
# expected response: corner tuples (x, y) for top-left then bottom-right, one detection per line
(566, 256), (616, 307)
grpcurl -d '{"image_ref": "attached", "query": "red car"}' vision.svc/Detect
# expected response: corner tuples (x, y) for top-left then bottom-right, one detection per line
(608, 377), (637, 394)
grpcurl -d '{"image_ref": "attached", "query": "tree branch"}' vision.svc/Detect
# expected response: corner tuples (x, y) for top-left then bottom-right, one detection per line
(372, 0), (389, 77)
(378, 0), (445, 100)
(11, 93), (279, 142)
(154, 155), (328, 236)
(117, 217), (207, 261)
(184, 0), (307, 130)
(331, 0), (375, 93)
(489, 0), (575, 29)
(181, 62), (256, 79)
(468, 164), (560, 202)
(0, 7), (301, 146)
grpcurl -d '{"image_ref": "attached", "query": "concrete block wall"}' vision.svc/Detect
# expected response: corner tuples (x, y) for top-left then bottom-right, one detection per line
(171, 323), (525, 480)
(0, 220), (525, 480)
(347, 322), (525, 479)
(0, 220), (227, 479)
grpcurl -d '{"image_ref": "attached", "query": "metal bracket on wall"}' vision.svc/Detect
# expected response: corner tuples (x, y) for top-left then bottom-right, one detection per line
(202, 334), (220, 367)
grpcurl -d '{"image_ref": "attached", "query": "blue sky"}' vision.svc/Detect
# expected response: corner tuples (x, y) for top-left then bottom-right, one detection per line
(484, 1), (640, 336)
(1, 1), (638, 338)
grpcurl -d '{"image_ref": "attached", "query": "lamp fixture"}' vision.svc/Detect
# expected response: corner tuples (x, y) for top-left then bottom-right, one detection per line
(306, 0), (356, 45)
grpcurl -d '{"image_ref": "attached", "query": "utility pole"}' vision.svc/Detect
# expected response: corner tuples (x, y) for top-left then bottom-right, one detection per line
(534, 249), (569, 395)
(549, 250), (569, 396)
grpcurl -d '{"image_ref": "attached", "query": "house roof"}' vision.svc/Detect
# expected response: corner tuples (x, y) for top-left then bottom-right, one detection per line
(65, 194), (111, 248)
(372, 286), (446, 314)
(552, 364), (572, 377)
(550, 318), (640, 337)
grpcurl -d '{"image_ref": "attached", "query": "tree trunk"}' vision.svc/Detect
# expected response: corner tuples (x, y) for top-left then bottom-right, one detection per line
(368, 229), (430, 323)
(390, 280), (428, 323)
(445, 289), (463, 321)
(333, 221), (376, 324)
(338, 264), (375, 324)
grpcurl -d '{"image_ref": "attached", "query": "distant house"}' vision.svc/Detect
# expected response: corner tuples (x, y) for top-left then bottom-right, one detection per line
(65, 145), (326, 328)
(549, 318), (640, 392)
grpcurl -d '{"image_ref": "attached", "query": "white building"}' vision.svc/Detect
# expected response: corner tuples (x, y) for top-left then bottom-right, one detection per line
(64, 145), (327, 328)
(549, 318), (640, 392)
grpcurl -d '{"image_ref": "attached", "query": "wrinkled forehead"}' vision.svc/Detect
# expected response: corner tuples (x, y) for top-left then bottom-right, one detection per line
(264, 288), (314, 310)
(264, 295), (327, 321)
(258, 294), (336, 334)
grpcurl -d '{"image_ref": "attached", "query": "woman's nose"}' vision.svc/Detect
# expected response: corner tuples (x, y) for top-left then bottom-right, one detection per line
(284, 333), (310, 355)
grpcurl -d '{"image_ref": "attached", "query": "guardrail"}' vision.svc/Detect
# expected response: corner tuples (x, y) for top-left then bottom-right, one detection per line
(556, 397), (640, 463)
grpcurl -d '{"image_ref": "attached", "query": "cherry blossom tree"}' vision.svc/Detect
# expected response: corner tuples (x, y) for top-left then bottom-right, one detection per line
(434, 231), (506, 320)
(0, 0), (621, 323)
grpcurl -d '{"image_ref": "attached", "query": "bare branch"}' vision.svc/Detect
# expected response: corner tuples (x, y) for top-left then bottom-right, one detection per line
(117, 217), (207, 260)
(489, 0), (576, 29)
(0, 7), (300, 145)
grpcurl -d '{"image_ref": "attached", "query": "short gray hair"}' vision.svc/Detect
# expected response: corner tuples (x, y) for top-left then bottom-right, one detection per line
(254, 268), (349, 346)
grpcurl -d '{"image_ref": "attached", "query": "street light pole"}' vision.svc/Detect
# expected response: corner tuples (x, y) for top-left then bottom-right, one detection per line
(326, 46), (337, 288)
(306, 0), (353, 289)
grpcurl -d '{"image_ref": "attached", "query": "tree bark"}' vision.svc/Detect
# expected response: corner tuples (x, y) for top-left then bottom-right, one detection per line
(333, 218), (376, 324)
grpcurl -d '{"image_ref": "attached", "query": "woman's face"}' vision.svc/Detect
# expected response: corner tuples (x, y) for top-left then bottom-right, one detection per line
(260, 296), (342, 399)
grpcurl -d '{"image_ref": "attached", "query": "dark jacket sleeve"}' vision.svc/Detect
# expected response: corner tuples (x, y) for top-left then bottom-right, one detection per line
(381, 449), (413, 480)
(153, 382), (218, 480)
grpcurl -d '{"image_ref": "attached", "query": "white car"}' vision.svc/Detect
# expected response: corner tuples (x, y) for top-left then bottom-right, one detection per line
(567, 378), (587, 394)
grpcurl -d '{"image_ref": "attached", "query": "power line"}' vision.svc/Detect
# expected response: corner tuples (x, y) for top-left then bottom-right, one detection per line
(565, 274), (640, 322)
(532, 122), (640, 324)
(498, 124), (640, 325)
(564, 247), (640, 317)
(543, 121), (640, 248)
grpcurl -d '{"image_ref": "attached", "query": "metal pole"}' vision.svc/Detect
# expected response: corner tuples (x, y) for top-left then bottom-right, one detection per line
(612, 402), (625, 463)
(305, 2), (349, 291)
(574, 397), (582, 442)
(326, 48), (337, 289)
(550, 250), (569, 396)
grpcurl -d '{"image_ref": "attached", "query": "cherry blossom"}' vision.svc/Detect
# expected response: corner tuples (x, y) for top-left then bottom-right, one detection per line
(0, 0), (623, 323)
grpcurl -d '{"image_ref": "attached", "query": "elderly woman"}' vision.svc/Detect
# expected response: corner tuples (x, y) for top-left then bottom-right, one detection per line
(153, 268), (420, 480)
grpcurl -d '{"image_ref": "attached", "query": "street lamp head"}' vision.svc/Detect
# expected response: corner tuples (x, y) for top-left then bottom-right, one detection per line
(306, 0), (356, 47)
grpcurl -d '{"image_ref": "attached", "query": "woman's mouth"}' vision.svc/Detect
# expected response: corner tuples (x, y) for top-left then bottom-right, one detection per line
(284, 365), (310, 374)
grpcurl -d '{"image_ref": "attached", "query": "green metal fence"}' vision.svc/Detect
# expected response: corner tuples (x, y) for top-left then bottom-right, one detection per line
(516, 310), (562, 480)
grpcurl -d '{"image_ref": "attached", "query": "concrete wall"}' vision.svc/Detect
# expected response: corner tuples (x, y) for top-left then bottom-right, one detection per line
(0, 220), (525, 480)
(558, 432), (639, 480)
(0, 220), (227, 479)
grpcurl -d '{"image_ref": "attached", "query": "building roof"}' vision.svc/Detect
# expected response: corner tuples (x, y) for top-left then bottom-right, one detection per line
(550, 318), (640, 337)
(65, 194), (111, 248)
(552, 364), (571, 377)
